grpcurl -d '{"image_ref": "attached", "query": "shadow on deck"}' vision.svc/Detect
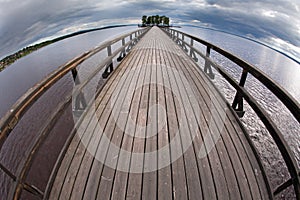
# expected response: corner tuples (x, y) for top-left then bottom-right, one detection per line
(0, 26), (299, 200)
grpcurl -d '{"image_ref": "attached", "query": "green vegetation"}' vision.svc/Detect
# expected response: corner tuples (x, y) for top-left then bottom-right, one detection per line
(141, 15), (170, 27)
(0, 41), (53, 72)
(0, 24), (128, 72)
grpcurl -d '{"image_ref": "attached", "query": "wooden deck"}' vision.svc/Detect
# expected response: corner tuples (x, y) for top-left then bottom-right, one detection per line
(49, 27), (270, 199)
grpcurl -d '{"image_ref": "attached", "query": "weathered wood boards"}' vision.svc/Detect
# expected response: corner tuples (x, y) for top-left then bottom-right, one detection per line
(49, 27), (270, 200)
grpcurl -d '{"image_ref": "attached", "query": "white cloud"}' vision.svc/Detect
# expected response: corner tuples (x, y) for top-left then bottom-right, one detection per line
(263, 36), (300, 62)
(261, 10), (278, 18)
(29, 17), (139, 46)
(0, 0), (300, 61)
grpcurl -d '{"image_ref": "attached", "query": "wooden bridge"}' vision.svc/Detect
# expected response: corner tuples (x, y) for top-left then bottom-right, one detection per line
(0, 26), (299, 199)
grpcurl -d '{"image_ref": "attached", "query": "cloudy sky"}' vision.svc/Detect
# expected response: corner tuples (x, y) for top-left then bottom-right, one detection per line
(0, 0), (300, 61)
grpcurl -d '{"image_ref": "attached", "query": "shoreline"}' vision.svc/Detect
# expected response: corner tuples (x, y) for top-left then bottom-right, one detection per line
(0, 24), (131, 72)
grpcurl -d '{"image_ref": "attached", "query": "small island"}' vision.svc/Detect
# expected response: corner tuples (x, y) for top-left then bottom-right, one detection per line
(139, 15), (170, 27)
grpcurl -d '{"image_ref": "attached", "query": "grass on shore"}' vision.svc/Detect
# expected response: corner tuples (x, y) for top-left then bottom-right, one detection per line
(0, 24), (129, 72)
(0, 41), (53, 72)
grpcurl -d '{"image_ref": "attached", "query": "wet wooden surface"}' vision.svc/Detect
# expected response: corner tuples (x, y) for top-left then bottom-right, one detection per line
(49, 27), (270, 200)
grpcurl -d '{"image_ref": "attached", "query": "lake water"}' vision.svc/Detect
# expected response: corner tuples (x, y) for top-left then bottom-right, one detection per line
(0, 25), (299, 199)
(0, 25), (139, 199)
(176, 26), (300, 198)
(0, 26), (138, 118)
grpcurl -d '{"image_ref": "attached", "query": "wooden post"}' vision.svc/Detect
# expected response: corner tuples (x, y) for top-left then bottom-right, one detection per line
(204, 46), (215, 79)
(117, 38), (126, 62)
(190, 39), (198, 62)
(126, 34), (133, 52)
(71, 68), (87, 111)
(102, 45), (114, 79)
(232, 69), (248, 117)
(181, 34), (188, 52)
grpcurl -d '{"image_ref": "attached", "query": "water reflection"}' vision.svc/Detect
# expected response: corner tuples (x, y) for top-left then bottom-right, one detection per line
(177, 26), (300, 102)
(177, 26), (300, 196)
(0, 25), (299, 198)
(0, 26), (138, 199)
(0, 26), (138, 118)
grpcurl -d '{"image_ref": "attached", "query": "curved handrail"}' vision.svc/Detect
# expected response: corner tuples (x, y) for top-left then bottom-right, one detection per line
(0, 27), (149, 200)
(163, 28), (300, 198)
(166, 28), (300, 123)
(0, 28), (147, 148)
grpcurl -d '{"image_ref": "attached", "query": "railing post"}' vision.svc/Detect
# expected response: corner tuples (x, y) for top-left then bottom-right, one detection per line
(102, 45), (114, 79)
(174, 30), (176, 41)
(126, 34), (133, 52)
(190, 39), (198, 62)
(204, 46), (215, 79)
(177, 33), (182, 45)
(117, 38), (126, 62)
(232, 69), (248, 117)
(71, 68), (87, 112)
(181, 34), (188, 52)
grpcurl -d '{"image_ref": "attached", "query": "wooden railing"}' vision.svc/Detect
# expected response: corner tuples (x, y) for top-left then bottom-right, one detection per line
(0, 27), (149, 200)
(0, 26), (298, 199)
(163, 28), (300, 198)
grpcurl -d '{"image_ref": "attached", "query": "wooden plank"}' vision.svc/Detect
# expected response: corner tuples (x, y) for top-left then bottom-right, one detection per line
(166, 40), (245, 199)
(171, 35), (269, 199)
(160, 40), (204, 200)
(125, 40), (153, 200)
(170, 49), (245, 199)
(49, 55), (126, 199)
(81, 45), (147, 200)
(95, 39), (149, 200)
(156, 43), (173, 200)
(110, 44), (151, 200)
(191, 60), (269, 199)
(49, 26), (271, 200)
(51, 42), (139, 200)
(164, 36), (215, 199)
(68, 47), (146, 200)
(181, 50), (268, 199)
(228, 114), (270, 199)
(159, 43), (189, 200)
(180, 60), (256, 199)
(142, 40), (158, 200)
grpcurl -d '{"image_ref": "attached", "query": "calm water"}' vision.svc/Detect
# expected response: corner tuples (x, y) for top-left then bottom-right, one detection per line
(176, 26), (300, 101)
(0, 26), (139, 199)
(0, 25), (299, 198)
(0, 26), (138, 118)
(176, 26), (300, 197)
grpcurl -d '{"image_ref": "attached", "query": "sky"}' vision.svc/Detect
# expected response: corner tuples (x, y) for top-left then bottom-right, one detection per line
(0, 0), (300, 62)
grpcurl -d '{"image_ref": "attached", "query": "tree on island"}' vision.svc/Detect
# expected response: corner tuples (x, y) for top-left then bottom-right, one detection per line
(141, 15), (170, 27)
(142, 15), (147, 25)
(155, 15), (160, 25)
(164, 17), (169, 26)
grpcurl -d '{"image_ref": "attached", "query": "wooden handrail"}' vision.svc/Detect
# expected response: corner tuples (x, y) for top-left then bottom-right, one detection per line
(165, 28), (300, 123)
(0, 28), (147, 148)
(0, 27), (149, 200)
(163, 28), (300, 198)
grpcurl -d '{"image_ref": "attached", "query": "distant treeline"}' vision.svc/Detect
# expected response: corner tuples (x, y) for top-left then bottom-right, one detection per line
(141, 15), (170, 27)
(0, 41), (52, 72)
(0, 24), (129, 72)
